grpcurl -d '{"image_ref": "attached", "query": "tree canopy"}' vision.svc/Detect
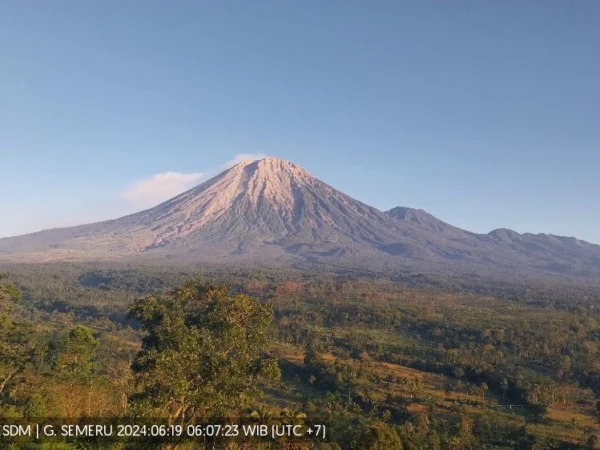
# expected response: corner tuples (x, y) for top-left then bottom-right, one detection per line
(128, 281), (281, 425)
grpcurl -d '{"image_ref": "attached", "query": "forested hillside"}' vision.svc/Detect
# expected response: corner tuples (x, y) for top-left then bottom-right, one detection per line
(2, 264), (600, 449)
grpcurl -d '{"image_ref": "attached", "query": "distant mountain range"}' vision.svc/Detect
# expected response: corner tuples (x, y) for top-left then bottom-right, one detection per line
(1, 157), (599, 282)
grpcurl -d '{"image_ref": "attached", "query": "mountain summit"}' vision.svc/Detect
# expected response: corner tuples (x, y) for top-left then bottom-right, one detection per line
(125, 156), (407, 253)
(0, 157), (410, 262)
(385, 207), (456, 234)
(1, 157), (600, 281)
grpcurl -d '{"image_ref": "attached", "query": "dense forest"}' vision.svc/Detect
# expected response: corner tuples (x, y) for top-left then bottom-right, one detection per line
(2, 262), (600, 449)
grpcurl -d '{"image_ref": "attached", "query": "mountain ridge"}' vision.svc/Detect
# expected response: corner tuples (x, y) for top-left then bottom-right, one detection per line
(1, 157), (599, 282)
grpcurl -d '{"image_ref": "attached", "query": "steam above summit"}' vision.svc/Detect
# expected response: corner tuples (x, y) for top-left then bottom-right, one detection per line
(1, 157), (600, 282)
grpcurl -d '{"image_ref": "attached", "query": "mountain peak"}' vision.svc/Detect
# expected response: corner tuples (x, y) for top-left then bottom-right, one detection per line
(231, 155), (295, 167)
(228, 156), (309, 179)
(2, 158), (600, 283)
(488, 228), (522, 240)
(230, 158), (258, 168)
(386, 206), (428, 220)
(385, 206), (454, 233)
(255, 156), (303, 170)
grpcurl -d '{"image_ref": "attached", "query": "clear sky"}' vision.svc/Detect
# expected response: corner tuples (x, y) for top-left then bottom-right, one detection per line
(1, 1), (599, 242)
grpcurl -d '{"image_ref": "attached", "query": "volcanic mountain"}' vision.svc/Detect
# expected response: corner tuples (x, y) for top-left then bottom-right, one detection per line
(0, 158), (421, 263)
(1, 157), (600, 281)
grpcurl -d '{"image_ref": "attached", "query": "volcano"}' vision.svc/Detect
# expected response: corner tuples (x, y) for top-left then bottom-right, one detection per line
(1, 157), (600, 281)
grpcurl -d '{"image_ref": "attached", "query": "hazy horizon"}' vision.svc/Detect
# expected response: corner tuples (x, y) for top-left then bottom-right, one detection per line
(2, 2), (599, 242)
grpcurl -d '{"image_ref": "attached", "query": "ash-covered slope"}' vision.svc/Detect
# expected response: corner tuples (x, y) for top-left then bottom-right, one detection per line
(1, 157), (599, 281)
(0, 158), (431, 263)
(113, 157), (432, 261)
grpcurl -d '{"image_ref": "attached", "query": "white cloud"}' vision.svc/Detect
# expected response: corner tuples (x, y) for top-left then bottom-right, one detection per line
(118, 154), (267, 211)
(121, 171), (209, 209)
(0, 154), (280, 237)
(221, 152), (268, 169)
(120, 154), (270, 210)
(114, 153), (267, 210)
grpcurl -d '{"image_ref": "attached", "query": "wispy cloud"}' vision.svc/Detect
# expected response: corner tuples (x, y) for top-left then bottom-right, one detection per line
(121, 171), (209, 209)
(1, 154), (279, 237)
(221, 152), (268, 169)
(117, 153), (269, 211)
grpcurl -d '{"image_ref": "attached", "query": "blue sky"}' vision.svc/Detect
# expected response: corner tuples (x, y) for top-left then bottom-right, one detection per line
(1, 1), (599, 242)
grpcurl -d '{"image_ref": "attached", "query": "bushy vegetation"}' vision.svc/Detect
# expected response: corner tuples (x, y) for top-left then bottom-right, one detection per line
(2, 264), (600, 448)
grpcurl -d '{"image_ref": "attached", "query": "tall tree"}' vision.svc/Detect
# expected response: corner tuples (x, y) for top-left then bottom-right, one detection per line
(128, 281), (280, 426)
(0, 274), (27, 397)
(0, 273), (22, 305)
(53, 326), (98, 383)
(52, 325), (99, 417)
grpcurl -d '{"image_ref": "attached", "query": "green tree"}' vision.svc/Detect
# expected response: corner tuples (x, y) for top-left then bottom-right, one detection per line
(250, 405), (276, 425)
(453, 367), (464, 379)
(584, 427), (600, 450)
(24, 393), (46, 419)
(363, 421), (404, 449)
(52, 325), (99, 417)
(479, 382), (488, 399)
(0, 274), (27, 397)
(304, 333), (323, 366)
(128, 281), (280, 426)
(53, 326), (98, 383)
(0, 274), (21, 303)
(500, 377), (509, 402)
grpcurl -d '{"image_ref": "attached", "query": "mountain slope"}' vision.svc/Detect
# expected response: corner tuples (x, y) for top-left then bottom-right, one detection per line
(385, 207), (458, 234)
(0, 158), (420, 262)
(384, 206), (600, 278)
(1, 157), (599, 281)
